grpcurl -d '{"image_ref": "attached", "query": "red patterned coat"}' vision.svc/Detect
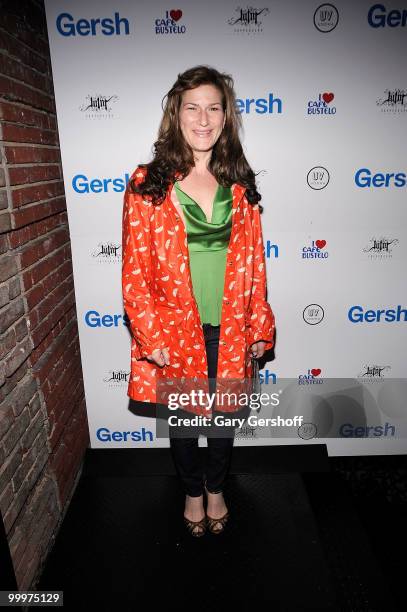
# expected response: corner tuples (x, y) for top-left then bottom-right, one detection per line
(122, 166), (275, 415)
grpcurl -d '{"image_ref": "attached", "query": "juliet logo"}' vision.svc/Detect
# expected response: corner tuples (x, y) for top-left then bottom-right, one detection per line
(301, 239), (329, 259)
(376, 88), (407, 113)
(235, 424), (257, 439)
(357, 364), (391, 380)
(362, 236), (399, 259)
(79, 94), (118, 119)
(227, 6), (270, 33)
(91, 242), (121, 263)
(155, 9), (186, 34)
(307, 92), (337, 115)
(103, 370), (130, 386)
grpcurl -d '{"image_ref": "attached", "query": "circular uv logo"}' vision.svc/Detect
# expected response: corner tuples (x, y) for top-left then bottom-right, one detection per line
(303, 304), (324, 325)
(298, 422), (318, 439)
(314, 4), (339, 33)
(307, 166), (330, 190)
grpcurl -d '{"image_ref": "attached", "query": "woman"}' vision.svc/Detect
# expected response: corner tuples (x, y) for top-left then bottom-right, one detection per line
(122, 65), (275, 537)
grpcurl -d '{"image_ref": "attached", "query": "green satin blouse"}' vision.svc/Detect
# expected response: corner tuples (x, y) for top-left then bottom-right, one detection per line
(174, 181), (233, 325)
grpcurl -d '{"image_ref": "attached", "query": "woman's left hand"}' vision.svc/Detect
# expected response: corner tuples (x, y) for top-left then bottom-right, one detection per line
(249, 341), (267, 359)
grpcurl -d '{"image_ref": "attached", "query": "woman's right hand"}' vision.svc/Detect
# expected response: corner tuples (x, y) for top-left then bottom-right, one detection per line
(146, 347), (170, 367)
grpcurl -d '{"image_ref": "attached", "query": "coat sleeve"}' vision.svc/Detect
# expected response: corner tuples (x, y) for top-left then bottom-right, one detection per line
(245, 202), (276, 351)
(122, 169), (168, 359)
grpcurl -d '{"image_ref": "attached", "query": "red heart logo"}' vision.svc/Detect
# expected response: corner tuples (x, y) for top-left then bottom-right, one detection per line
(322, 92), (334, 104)
(170, 9), (182, 21)
(315, 240), (326, 249)
(311, 368), (321, 377)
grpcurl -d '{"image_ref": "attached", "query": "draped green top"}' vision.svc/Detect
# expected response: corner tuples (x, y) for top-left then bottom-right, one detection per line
(174, 181), (233, 325)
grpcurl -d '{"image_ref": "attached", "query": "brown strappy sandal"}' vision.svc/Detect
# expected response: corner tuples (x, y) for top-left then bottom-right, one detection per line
(206, 511), (229, 534)
(183, 514), (207, 537)
(204, 481), (230, 534)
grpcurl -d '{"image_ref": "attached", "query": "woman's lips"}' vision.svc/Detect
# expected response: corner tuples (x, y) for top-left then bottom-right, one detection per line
(193, 130), (212, 137)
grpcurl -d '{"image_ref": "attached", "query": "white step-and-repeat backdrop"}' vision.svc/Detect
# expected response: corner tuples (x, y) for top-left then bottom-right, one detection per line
(44, 0), (407, 455)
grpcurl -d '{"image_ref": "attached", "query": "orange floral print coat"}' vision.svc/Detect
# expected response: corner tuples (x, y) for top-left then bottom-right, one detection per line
(122, 166), (275, 415)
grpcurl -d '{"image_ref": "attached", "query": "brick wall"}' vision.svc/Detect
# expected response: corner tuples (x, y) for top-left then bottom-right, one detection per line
(0, 0), (88, 589)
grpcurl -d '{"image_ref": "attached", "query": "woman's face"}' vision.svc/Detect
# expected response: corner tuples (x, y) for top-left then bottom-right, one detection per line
(179, 84), (226, 153)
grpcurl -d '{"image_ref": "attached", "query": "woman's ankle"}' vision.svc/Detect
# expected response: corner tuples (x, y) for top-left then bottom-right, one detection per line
(186, 492), (203, 497)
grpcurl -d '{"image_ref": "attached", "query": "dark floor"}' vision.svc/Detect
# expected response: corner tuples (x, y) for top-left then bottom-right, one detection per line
(36, 446), (405, 611)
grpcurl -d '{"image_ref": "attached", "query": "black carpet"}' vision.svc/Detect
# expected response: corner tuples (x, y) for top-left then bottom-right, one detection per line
(36, 446), (404, 611)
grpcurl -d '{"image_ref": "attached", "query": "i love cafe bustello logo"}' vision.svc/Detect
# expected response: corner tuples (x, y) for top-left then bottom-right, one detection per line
(155, 8), (186, 34)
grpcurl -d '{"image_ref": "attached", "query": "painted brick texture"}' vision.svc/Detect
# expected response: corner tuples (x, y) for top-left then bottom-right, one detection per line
(0, 0), (88, 590)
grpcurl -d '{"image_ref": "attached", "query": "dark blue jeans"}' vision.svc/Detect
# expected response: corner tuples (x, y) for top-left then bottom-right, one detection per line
(169, 323), (236, 497)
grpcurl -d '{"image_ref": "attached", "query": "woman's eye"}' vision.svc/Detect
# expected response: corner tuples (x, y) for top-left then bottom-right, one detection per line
(185, 106), (221, 111)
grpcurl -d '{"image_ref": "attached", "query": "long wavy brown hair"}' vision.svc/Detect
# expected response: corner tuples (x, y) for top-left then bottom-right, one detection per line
(129, 65), (263, 211)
